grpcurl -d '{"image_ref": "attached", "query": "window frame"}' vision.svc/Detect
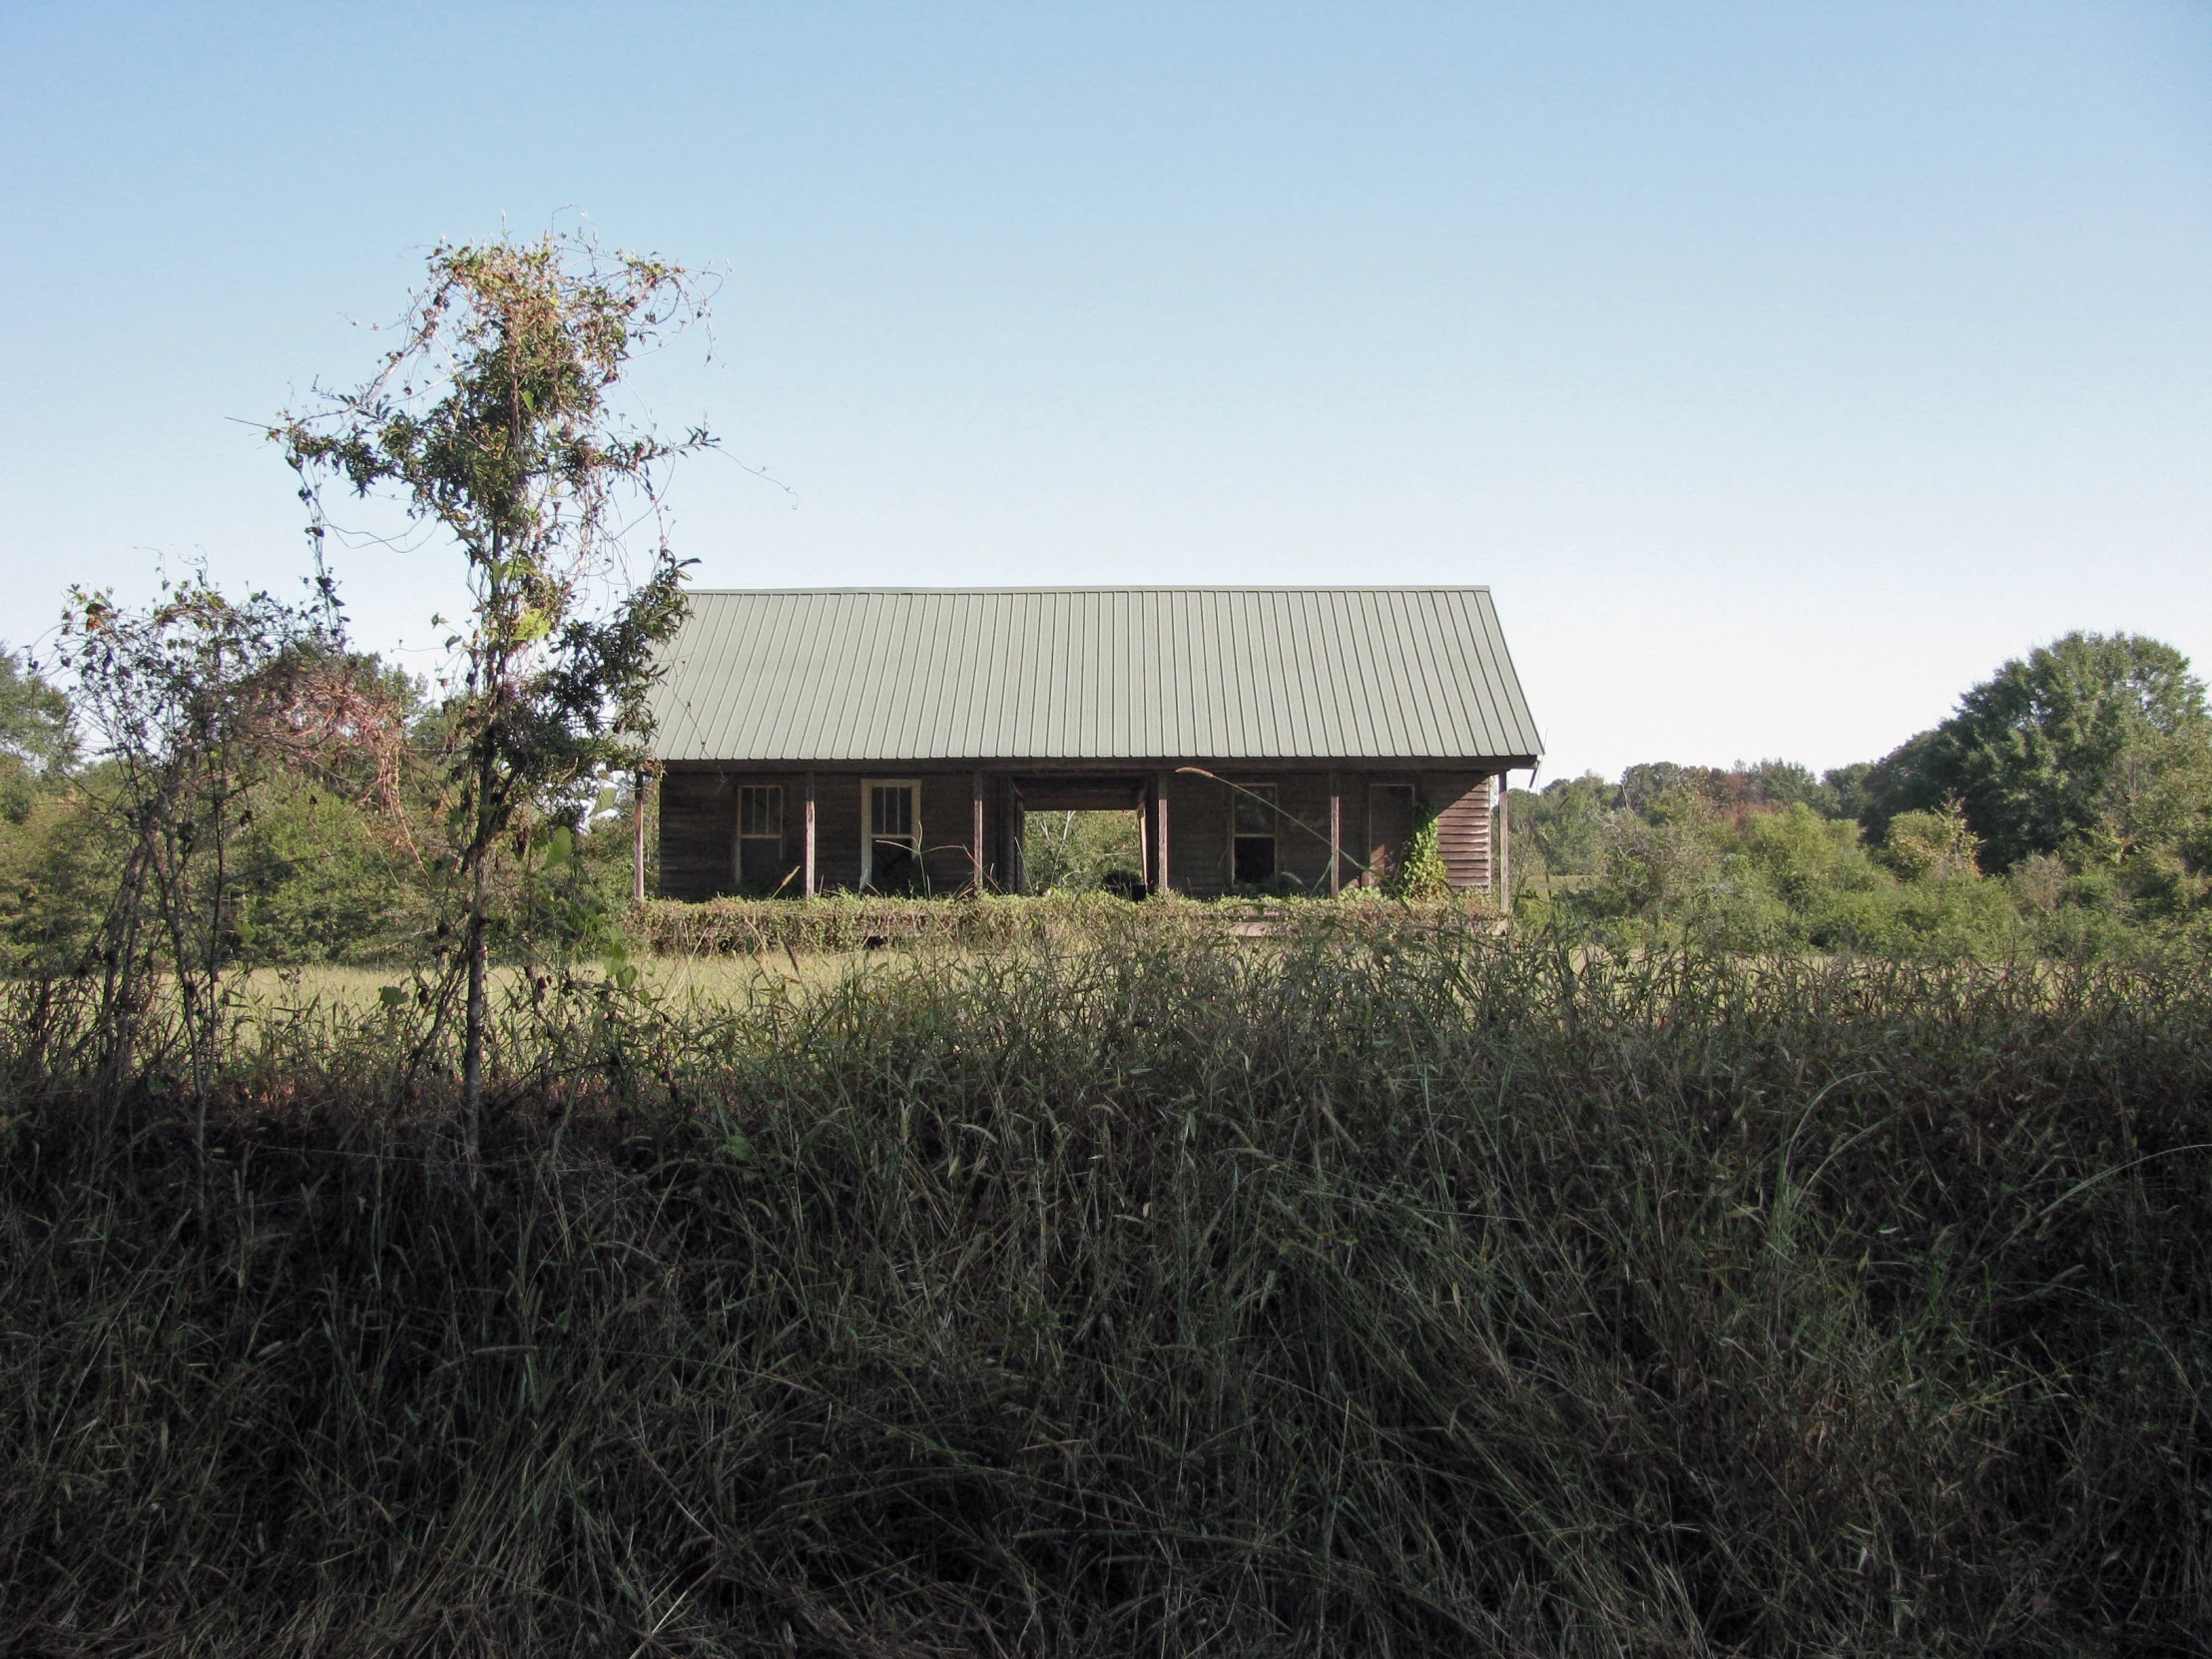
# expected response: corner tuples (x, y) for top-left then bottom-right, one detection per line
(861, 778), (922, 890)
(734, 784), (785, 890)
(1229, 781), (1279, 887)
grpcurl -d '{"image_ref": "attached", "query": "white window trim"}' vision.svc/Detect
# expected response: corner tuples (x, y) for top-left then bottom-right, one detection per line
(860, 778), (922, 889)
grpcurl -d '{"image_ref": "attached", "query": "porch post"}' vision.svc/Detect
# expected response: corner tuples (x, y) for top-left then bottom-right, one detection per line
(1328, 773), (1342, 897)
(971, 772), (986, 891)
(1496, 772), (1510, 915)
(1152, 772), (1171, 895)
(803, 771), (818, 898)
(632, 768), (648, 902)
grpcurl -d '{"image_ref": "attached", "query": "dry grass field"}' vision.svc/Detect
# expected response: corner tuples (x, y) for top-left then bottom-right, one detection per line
(5, 932), (2209, 1654)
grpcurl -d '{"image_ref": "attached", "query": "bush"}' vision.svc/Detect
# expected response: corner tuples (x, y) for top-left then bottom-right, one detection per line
(1386, 803), (1450, 900)
(233, 784), (432, 962)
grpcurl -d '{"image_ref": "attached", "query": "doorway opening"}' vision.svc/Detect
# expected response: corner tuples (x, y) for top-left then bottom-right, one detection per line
(1012, 777), (1150, 895)
(1368, 784), (1416, 888)
(1023, 810), (1144, 895)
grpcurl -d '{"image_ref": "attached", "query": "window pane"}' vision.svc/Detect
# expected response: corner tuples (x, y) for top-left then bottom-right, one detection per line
(1233, 786), (1277, 835)
(871, 785), (913, 840)
(1234, 835), (1276, 883)
(739, 786), (782, 838)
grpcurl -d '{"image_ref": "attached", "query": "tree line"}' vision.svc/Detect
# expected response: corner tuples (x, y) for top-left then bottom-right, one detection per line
(1512, 630), (2212, 953)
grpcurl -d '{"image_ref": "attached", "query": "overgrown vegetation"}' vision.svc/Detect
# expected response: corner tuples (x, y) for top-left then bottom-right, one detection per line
(1021, 808), (1144, 894)
(7, 229), (2212, 1651)
(4, 928), (2208, 1654)
(275, 230), (712, 1148)
(1511, 634), (2212, 956)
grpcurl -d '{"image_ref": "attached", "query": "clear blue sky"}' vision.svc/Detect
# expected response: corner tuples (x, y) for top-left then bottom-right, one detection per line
(3, 2), (2206, 783)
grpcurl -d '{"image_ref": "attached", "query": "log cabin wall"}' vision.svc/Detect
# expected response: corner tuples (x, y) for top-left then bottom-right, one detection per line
(916, 774), (985, 892)
(1163, 771), (1231, 897)
(658, 770), (816, 898)
(1163, 769), (1459, 896)
(660, 768), (1013, 897)
(812, 775), (864, 890)
(1272, 773), (1338, 890)
(658, 770), (733, 899)
(1425, 773), (1493, 893)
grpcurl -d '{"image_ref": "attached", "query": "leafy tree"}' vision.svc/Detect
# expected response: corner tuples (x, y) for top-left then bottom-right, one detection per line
(1739, 759), (1835, 816)
(1580, 790), (1733, 933)
(1880, 801), (1981, 882)
(233, 780), (430, 962)
(0, 648), (76, 822)
(1619, 762), (1702, 816)
(275, 232), (712, 1153)
(0, 784), (125, 975)
(1863, 632), (2212, 871)
(1738, 803), (1884, 907)
(1821, 762), (1874, 822)
(1514, 774), (1618, 880)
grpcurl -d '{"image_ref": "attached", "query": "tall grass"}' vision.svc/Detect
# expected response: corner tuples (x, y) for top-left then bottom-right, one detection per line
(3, 929), (2209, 1654)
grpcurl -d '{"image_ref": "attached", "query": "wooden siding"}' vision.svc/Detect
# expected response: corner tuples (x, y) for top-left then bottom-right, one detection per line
(917, 774), (987, 892)
(660, 770), (1012, 896)
(659, 764), (1498, 900)
(1165, 772), (1367, 896)
(658, 771), (732, 899)
(813, 775), (863, 890)
(1164, 772), (1230, 897)
(1426, 773), (1492, 893)
(658, 771), (817, 899)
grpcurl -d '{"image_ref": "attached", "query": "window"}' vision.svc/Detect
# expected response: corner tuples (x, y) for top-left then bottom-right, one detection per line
(864, 781), (922, 891)
(736, 785), (785, 890)
(1232, 784), (1277, 885)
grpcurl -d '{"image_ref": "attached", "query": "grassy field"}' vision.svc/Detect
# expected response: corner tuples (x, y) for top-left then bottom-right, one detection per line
(229, 950), (900, 1011)
(4, 930), (2209, 1655)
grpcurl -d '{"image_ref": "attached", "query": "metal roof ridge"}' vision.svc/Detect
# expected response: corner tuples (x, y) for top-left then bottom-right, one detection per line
(681, 585), (1499, 595)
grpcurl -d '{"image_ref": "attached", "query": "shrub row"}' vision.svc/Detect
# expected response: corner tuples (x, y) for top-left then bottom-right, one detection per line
(626, 888), (1497, 956)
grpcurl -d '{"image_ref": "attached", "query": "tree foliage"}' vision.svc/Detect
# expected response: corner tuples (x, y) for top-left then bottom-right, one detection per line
(52, 574), (413, 1146)
(1023, 810), (1145, 895)
(1863, 632), (2212, 871)
(274, 231), (712, 1148)
(0, 648), (77, 823)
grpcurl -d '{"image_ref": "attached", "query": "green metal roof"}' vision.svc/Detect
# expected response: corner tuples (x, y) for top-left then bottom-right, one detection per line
(647, 588), (1543, 765)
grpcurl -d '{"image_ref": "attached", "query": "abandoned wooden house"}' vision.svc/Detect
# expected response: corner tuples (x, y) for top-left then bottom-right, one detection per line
(644, 587), (1542, 901)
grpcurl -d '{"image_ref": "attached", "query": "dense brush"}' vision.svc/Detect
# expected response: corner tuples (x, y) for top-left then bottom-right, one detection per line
(3, 931), (2209, 1655)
